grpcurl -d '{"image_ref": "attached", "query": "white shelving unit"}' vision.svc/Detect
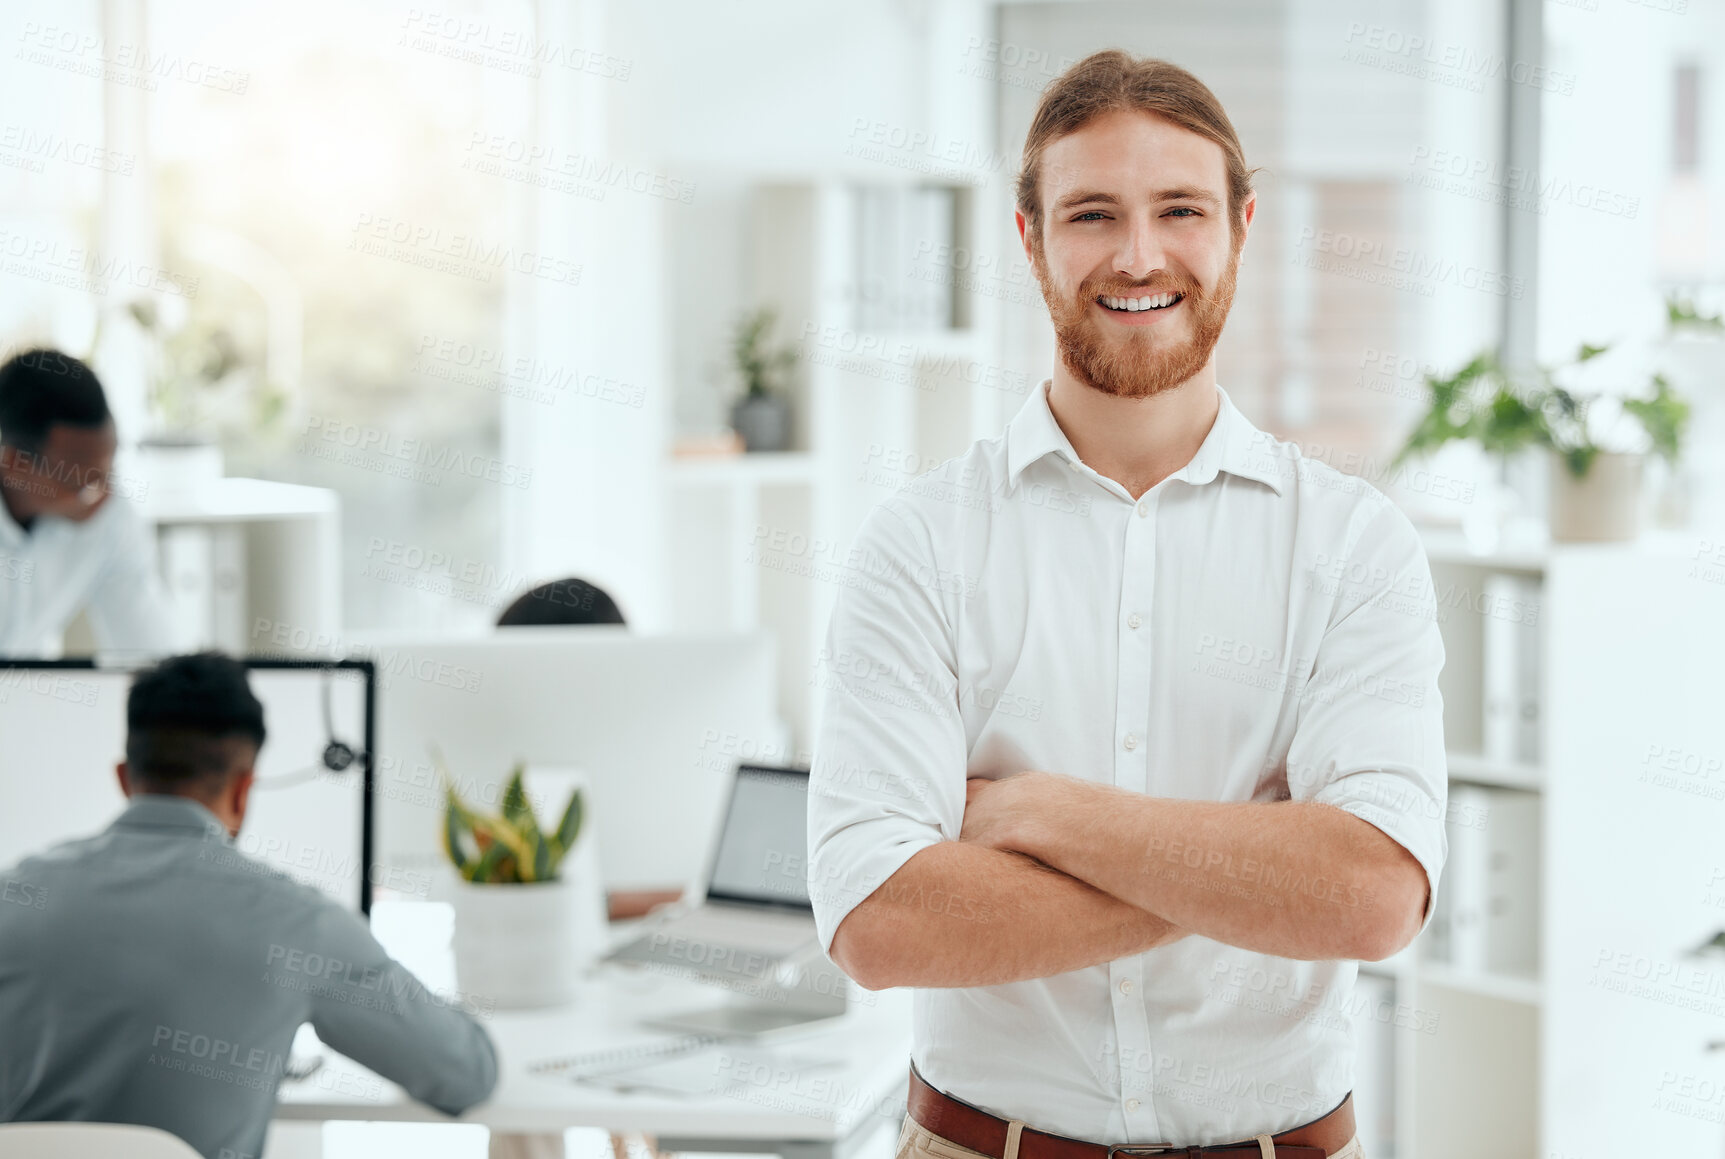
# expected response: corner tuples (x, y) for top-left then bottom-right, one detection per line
(147, 477), (341, 657)
(1357, 527), (1725, 1159)
(1348, 529), (1549, 1159)
(664, 175), (1008, 754)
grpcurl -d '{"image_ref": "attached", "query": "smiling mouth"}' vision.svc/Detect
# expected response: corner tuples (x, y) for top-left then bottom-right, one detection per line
(1098, 291), (1184, 313)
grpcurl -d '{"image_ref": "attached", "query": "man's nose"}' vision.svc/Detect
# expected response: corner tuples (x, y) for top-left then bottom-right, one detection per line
(1113, 216), (1168, 281)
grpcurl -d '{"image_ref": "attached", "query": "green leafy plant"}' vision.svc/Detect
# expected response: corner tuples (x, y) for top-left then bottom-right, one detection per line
(731, 306), (798, 399)
(1622, 374), (1689, 462)
(1395, 343), (1689, 480)
(439, 756), (584, 884)
(1666, 293), (1725, 333)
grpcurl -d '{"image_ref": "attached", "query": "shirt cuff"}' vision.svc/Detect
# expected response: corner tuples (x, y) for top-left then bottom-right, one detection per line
(1313, 776), (1447, 940)
(808, 821), (945, 956)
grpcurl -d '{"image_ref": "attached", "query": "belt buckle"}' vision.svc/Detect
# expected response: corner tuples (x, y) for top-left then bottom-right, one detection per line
(1105, 1146), (1181, 1157)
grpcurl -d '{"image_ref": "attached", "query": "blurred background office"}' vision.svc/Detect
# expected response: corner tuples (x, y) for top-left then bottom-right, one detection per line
(3, 1), (1725, 1158)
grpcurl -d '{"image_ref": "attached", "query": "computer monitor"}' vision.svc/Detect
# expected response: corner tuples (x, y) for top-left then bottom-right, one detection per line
(351, 630), (786, 893)
(702, 764), (812, 913)
(0, 659), (376, 913)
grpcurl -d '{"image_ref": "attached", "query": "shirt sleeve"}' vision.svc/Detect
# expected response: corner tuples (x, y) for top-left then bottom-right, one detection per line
(807, 499), (970, 955)
(299, 900), (499, 1115)
(82, 498), (178, 656)
(1286, 497), (1449, 939)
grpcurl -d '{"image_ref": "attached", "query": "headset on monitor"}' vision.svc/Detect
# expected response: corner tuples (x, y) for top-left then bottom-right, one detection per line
(253, 665), (368, 790)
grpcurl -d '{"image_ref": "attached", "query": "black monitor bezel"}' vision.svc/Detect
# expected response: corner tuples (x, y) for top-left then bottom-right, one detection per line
(0, 656), (378, 915)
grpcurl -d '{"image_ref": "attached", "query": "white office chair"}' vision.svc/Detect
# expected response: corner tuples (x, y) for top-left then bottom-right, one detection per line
(0, 1123), (202, 1158)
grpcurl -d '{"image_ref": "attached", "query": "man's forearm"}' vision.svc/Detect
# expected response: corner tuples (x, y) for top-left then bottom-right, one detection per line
(1015, 787), (1424, 962)
(829, 840), (1186, 990)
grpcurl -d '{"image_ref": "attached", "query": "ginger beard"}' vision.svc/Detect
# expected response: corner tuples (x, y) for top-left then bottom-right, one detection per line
(1029, 227), (1243, 400)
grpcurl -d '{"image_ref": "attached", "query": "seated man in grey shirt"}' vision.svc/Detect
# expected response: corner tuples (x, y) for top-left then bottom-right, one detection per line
(0, 652), (498, 1159)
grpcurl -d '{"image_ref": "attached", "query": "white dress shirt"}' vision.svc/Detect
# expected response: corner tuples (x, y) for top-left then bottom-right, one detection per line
(0, 492), (175, 657)
(808, 380), (1446, 1147)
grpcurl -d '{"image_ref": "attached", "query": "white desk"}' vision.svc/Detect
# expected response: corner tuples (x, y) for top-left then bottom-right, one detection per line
(275, 960), (913, 1159)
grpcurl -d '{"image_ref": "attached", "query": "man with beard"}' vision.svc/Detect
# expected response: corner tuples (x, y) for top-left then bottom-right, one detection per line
(807, 51), (1445, 1158)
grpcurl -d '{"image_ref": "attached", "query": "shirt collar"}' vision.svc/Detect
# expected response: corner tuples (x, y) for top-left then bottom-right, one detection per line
(1005, 379), (1287, 497)
(111, 794), (232, 841)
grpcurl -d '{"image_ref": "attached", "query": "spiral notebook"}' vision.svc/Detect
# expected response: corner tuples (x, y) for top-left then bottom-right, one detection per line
(529, 1034), (723, 1082)
(530, 1035), (844, 1098)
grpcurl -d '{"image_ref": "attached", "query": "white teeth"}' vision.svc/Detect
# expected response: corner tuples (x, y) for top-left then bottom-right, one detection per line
(1102, 292), (1183, 312)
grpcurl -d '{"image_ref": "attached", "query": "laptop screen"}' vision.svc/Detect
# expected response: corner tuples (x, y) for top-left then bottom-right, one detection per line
(703, 764), (811, 911)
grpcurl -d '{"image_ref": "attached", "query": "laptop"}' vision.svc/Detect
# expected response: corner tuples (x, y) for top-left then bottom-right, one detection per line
(604, 763), (820, 978)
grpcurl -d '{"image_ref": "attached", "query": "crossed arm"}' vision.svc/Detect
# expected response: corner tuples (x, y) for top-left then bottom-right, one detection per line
(828, 771), (1429, 991)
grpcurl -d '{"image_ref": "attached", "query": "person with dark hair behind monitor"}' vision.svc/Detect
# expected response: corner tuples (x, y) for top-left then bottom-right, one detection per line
(496, 576), (626, 627)
(0, 347), (174, 657)
(0, 652), (498, 1159)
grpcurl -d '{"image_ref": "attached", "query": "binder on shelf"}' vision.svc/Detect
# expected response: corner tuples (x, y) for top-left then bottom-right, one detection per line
(1480, 572), (1542, 767)
(851, 184), (957, 333)
(1436, 784), (1541, 976)
(210, 524), (248, 655)
(1480, 574), (1520, 763)
(158, 523), (214, 651)
(1514, 574), (1542, 765)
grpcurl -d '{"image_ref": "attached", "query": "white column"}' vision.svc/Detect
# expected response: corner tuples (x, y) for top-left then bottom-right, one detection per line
(95, 0), (156, 444)
(502, 0), (669, 630)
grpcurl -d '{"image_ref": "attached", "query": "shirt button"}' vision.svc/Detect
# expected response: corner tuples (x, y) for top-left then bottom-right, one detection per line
(1126, 1098), (1141, 1113)
(1127, 613), (1142, 630)
(1136, 501), (1149, 518)
(1119, 978), (1134, 996)
(1122, 733), (1138, 751)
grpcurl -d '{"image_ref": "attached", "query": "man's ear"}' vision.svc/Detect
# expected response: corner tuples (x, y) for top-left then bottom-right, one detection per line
(1015, 209), (1035, 266)
(115, 761), (133, 799)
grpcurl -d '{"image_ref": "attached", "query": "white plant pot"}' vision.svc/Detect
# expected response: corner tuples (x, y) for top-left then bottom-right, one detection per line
(1548, 451), (1643, 543)
(134, 437), (224, 505)
(451, 877), (580, 1009)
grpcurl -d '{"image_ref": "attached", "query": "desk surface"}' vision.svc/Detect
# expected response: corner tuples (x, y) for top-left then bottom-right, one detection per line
(275, 963), (913, 1142)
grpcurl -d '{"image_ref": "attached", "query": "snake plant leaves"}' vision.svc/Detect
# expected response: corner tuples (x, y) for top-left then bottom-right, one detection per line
(436, 746), (587, 884)
(552, 789), (584, 863)
(500, 763), (537, 836)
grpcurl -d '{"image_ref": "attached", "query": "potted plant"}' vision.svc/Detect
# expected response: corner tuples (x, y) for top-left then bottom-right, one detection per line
(728, 306), (797, 452)
(1395, 345), (1690, 543)
(442, 758), (587, 1009)
(116, 297), (285, 501)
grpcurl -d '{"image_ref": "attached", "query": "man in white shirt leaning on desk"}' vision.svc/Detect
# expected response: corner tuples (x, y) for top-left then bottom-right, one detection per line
(0, 347), (174, 658)
(808, 51), (1446, 1159)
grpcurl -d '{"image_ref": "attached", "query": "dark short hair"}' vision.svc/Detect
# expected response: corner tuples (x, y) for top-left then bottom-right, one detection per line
(0, 349), (112, 453)
(126, 653), (267, 788)
(497, 577), (627, 628)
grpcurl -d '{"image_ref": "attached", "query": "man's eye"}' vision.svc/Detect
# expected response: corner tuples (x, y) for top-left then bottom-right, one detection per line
(1166, 207), (1200, 217)
(1072, 211), (1108, 222)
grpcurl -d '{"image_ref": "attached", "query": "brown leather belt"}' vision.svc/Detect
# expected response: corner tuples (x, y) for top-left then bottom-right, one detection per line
(906, 1063), (1355, 1159)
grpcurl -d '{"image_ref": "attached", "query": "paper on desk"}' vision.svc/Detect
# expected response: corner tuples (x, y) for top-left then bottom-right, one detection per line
(578, 1044), (845, 1100)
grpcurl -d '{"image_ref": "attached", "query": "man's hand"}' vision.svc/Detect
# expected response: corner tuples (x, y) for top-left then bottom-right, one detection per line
(961, 771), (1098, 856)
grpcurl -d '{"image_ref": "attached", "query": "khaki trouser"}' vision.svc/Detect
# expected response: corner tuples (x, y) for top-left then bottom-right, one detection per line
(894, 1111), (1365, 1159)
